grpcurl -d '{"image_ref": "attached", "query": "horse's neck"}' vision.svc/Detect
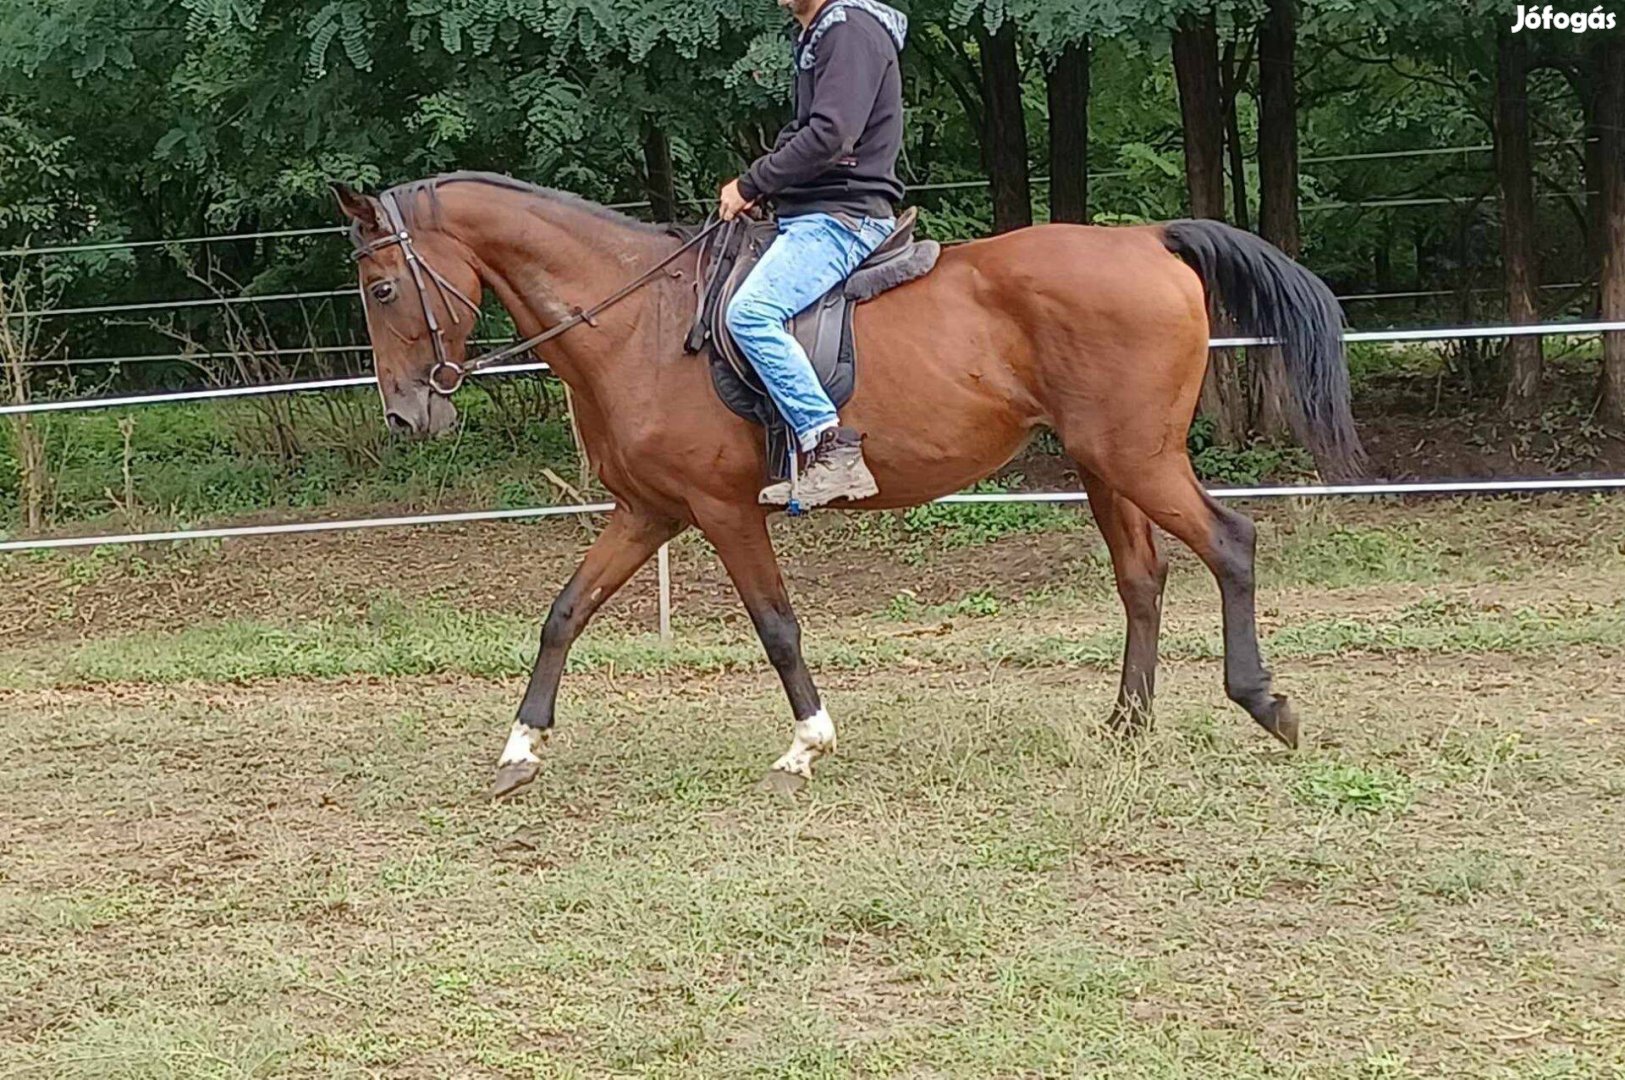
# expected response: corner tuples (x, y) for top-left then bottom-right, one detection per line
(455, 193), (680, 391)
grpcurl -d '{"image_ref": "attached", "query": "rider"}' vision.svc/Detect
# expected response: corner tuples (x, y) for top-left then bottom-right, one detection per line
(719, 0), (908, 509)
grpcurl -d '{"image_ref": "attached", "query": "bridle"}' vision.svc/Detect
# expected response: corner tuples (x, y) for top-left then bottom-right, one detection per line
(350, 188), (725, 395)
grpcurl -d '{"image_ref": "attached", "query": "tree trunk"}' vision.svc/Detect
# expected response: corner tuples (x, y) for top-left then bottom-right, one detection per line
(1564, 42), (1606, 295)
(1174, 15), (1226, 221)
(1584, 95), (1606, 283)
(642, 124), (677, 222)
(1220, 35), (1251, 232)
(1173, 11), (1245, 445)
(1495, 28), (1543, 417)
(1047, 39), (1090, 224)
(978, 19), (1032, 233)
(1374, 229), (1393, 292)
(1597, 34), (1625, 426)
(1254, 0), (1298, 442)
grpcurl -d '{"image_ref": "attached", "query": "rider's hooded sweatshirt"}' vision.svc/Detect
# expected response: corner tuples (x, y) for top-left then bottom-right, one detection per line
(737, 0), (907, 222)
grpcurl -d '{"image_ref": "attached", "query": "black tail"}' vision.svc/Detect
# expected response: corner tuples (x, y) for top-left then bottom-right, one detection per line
(1162, 219), (1365, 480)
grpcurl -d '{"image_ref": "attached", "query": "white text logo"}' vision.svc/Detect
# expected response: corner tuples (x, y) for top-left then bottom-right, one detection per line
(1512, 5), (1617, 32)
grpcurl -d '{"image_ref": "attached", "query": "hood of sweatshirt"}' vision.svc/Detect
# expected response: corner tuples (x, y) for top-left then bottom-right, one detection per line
(800, 0), (908, 69)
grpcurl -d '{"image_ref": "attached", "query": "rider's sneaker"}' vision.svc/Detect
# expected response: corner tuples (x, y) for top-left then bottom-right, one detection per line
(758, 426), (879, 509)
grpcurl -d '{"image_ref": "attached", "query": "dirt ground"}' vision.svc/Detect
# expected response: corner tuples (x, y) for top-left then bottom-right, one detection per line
(2, 497), (1624, 1077)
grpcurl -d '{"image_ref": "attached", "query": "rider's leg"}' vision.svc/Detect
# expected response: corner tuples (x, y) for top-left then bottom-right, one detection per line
(725, 213), (893, 507)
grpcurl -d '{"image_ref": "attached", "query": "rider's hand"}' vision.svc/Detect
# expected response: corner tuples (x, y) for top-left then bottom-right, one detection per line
(718, 179), (755, 222)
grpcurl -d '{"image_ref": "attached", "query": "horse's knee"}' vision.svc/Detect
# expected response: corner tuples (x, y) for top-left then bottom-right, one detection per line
(539, 594), (580, 653)
(1217, 506), (1256, 554)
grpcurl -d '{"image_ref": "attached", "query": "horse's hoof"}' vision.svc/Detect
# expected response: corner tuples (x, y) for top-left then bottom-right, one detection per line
(758, 770), (808, 799)
(490, 760), (542, 801)
(1263, 695), (1300, 750)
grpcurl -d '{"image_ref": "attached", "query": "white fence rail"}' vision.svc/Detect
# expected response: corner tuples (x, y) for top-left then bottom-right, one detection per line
(5, 478), (1624, 554)
(0, 359), (551, 416)
(5, 320), (1623, 418)
(6, 191), (1597, 321)
(2, 139), (1593, 260)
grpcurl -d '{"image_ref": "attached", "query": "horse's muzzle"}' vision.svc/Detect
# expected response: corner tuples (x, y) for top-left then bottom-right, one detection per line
(383, 383), (459, 439)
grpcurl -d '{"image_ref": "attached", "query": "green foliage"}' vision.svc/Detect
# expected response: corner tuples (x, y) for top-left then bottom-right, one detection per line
(1264, 523), (1444, 588)
(0, 387), (580, 531)
(901, 476), (1080, 548)
(1186, 416), (1315, 485)
(1294, 760), (1412, 815)
(0, 0), (1601, 534)
(305, 2), (373, 77)
(884, 586), (1003, 621)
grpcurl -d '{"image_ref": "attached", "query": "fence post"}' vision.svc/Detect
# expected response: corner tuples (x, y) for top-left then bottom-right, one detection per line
(657, 543), (672, 645)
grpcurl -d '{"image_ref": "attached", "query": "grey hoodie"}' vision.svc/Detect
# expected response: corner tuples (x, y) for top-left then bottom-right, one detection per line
(738, 0), (908, 221)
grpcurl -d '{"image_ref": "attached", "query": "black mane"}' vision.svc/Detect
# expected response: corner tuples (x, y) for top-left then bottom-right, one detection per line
(384, 172), (672, 236)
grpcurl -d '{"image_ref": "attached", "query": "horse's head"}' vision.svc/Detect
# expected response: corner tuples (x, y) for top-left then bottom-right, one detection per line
(332, 181), (479, 439)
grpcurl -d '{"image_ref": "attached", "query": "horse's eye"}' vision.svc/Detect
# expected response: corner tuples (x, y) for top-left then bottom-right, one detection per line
(370, 280), (398, 304)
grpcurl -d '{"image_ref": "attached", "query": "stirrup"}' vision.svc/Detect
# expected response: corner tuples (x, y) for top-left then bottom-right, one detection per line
(757, 438), (807, 514)
(785, 442), (806, 516)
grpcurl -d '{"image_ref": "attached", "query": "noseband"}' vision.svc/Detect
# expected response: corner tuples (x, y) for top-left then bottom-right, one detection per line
(350, 190), (724, 396)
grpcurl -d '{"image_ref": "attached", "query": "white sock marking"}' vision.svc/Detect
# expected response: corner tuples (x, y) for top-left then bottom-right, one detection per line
(770, 708), (837, 779)
(499, 721), (544, 766)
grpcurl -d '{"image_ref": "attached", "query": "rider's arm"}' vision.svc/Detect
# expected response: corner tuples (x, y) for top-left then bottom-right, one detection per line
(737, 20), (891, 202)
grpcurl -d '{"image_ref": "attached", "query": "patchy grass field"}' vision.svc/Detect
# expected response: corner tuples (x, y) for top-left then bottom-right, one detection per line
(2, 497), (1624, 1077)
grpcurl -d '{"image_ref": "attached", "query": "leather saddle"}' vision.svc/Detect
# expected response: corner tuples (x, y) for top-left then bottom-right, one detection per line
(684, 206), (941, 481)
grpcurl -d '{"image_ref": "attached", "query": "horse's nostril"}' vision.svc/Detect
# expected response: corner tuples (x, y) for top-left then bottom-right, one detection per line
(385, 411), (413, 436)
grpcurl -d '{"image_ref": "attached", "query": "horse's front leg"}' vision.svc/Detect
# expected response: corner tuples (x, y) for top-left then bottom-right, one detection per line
(491, 507), (683, 798)
(700, 506), (834, 795)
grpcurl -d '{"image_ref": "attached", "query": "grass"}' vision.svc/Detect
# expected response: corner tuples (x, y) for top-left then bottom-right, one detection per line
(0, 384), (581, 532)
(4, 588), (1623, 691)
(1293, 760), (1412, 815)
(3, 655), (1622, 1075)
(1259, 522), (1447, 587)
(3, 499), (1625, 1075)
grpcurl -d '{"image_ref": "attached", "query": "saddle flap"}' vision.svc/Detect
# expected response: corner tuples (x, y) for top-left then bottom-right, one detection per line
(689, 209), (941, 482)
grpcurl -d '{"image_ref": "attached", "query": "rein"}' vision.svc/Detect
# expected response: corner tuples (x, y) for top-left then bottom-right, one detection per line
(351, 190), (725, 395)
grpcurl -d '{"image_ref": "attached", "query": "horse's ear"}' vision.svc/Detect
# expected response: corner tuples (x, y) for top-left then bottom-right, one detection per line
(329, 181), (381, 230)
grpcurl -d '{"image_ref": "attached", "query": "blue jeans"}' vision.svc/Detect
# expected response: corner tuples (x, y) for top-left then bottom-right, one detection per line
(725, 212), (895, 450)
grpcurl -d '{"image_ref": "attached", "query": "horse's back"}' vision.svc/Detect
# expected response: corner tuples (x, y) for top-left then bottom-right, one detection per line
(842, 220), (1214, 500)
(935, 222), (1204, 313)
(864, 221), (1208, 368)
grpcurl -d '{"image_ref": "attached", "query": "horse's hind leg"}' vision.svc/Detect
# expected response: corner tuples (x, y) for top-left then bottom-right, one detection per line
(1092, 455), (1298, 749)
(1079, 470), (1169, 732)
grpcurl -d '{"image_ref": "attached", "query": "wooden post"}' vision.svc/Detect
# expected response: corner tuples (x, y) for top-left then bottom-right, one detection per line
(1, 271), (50, 531)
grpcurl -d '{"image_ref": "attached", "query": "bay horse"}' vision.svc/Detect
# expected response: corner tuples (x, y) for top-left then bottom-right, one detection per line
(331, 173), (1362, 800)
